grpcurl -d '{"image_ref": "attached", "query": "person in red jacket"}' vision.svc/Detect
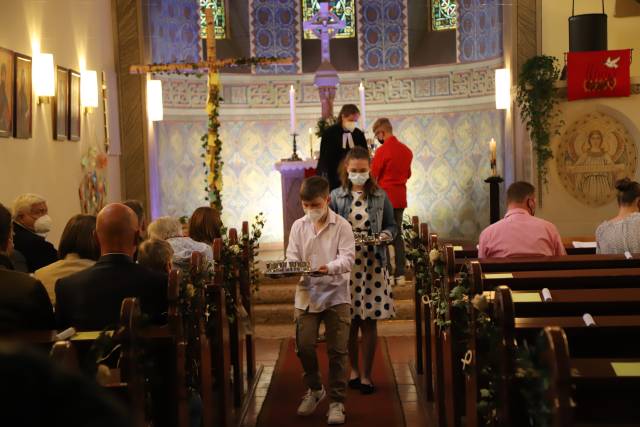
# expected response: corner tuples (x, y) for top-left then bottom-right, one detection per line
(371, 118), (413, 284)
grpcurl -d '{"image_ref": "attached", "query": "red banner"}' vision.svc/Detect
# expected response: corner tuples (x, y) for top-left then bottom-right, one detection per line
(567, 49), (632, 101)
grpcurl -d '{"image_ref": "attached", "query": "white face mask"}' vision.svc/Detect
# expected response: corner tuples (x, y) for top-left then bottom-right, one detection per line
(305, 206), (326, 223)
(343, 121), (357, 132)
(349, 171), (369, 186)
(34, 215), (53, 234)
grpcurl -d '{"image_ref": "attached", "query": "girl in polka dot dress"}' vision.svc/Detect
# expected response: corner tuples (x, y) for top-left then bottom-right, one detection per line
(330, 146), (398, 394)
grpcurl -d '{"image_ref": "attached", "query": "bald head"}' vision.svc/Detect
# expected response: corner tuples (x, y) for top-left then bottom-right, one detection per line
(96, 203), (139, 257)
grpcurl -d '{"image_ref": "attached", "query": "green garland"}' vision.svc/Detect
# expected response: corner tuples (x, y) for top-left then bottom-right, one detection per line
(201, 85), (224, 211)
(315, 116), (337, 139)
(516, 55), (563, 203)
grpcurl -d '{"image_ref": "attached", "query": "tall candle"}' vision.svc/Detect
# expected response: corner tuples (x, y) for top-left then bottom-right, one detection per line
(489, 138), (497, 175)
(308, 128), (314, 159)
(289, 85), (296, 134)
(489, 138), (497, 162)
(359, 81), (366, 131)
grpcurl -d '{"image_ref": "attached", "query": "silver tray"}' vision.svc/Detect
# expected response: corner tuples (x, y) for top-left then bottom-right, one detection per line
(354, 232), (391, 246)
(264, 260), (323, 277)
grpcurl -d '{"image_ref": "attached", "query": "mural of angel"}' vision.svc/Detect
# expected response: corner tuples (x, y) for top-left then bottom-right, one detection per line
(557, 112), (636, 207)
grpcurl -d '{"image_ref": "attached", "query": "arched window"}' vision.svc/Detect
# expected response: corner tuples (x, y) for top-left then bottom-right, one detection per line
(302, 0), (355, 39)
(199, 0), (227, 39)
(432, 0), (457, 31)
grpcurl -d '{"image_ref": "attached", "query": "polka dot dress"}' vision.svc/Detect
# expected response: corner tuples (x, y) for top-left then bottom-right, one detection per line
(349, 191), (395, 320)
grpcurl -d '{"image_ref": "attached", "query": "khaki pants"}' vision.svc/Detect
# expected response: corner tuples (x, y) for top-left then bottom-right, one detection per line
(295, 303), (351, 403)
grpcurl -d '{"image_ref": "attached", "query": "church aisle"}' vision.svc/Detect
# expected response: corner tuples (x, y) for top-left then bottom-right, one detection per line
(243, 336), (428, 427)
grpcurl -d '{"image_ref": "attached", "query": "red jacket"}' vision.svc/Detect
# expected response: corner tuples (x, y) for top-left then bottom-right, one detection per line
(371, 136), (413, 208)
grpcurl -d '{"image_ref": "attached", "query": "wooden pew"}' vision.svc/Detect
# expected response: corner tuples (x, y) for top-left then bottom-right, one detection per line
(428, 235), (447, 426)
(44, 298), (147, 427)
(3, 279), (190, 427)
(209, 238), (234, 427)
(240, 221), (257, 382)
(493, 287), (640, 426)
(187, 252), (215, 427)
(411, 216), (424, 376)
(479, 267), (640, 290)
(228, 228), (245, 407)
(541, 326), (640, 426)
(462, 261), (640, 427)
(475, 253), (640, 272)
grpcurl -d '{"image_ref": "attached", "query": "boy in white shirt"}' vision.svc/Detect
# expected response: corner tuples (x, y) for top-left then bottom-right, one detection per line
(286, 176), (355, 425)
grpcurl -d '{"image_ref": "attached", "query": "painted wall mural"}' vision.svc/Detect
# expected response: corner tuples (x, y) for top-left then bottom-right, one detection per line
(457, 0), (503, 63)
(249, 0), (301, 74)
(156, 109), (503, 243)
(357, 0), (409, 71)
(148, 0), (200, 64)
(557, 111), (637, 207)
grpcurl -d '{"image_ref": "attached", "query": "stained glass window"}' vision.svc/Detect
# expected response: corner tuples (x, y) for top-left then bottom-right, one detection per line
(432, 0), (457, 31)
(199, 0), (226, 39)
(302, 0), (355, 39)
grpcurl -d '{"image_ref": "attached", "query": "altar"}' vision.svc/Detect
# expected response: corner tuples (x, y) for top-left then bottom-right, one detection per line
(275, 158), (317, 252)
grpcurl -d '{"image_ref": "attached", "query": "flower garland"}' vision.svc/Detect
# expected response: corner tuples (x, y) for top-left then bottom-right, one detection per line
(201, 71), (224, 211)
(129, 57), (291, 76)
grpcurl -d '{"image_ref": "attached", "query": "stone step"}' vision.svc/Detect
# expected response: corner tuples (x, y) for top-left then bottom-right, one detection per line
(254, 281), (415, 305)
(253, 298), (415, 325)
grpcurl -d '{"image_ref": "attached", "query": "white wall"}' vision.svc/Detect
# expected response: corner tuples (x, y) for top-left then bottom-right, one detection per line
(0, 0), (121, 246)
(536, 0), (640, 237)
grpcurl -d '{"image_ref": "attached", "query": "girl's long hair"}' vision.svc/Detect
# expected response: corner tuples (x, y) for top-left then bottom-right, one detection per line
(339, 146), (380, 198)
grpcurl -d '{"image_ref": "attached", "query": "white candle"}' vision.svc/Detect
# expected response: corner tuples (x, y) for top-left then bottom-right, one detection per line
(489, 138), (497, 162)
(289, 85), (296, 134)
(359, 81), (366, 131)
(308, 128), (314, 158)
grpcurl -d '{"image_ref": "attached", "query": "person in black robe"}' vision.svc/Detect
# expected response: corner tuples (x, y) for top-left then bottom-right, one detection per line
(316, 104), (368, 190)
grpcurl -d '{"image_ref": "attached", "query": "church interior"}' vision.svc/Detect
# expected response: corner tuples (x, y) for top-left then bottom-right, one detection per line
(1, 0), (640, 426)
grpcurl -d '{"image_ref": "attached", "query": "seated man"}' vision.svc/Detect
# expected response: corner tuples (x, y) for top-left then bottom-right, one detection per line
(478, 181), (566, 258)
(11, 194), (58, 272)
(55, 203), (167, 330)
(0, 203), (55, 332)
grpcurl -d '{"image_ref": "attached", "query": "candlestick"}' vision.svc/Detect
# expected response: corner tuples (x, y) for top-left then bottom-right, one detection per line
(489, 138), (497, 175)
(308, 128), (314, 159)
(289, 85), (296, 134)
(359, 81), (366, 131)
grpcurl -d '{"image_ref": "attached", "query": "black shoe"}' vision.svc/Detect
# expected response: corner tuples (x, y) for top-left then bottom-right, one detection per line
(348, 378), (361, 389)
(360, 382), (376, 395)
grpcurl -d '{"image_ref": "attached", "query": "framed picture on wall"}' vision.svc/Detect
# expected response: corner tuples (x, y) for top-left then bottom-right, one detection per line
(53, 66), (68, 140)
(14, 53), (32, 139)
(68, 69), (80, 141)
(0, 47), (14, 138)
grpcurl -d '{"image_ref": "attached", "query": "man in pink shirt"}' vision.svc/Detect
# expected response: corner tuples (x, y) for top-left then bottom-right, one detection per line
(478, 181), (566, 258)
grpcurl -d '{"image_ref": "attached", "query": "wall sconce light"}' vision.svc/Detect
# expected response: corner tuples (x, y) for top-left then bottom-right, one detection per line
(81, 70), (99, 113)
(146, 79), (163, 121)
(495, 68), (510, 110)
(33, 53), (55, 104)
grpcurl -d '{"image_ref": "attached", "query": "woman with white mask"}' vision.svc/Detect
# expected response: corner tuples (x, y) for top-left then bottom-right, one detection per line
(316, 104), (368, 191)
(330, 146), (397, 395)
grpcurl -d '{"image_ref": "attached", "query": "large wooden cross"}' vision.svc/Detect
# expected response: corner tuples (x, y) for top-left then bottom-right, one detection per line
(130, 8), (289, 212)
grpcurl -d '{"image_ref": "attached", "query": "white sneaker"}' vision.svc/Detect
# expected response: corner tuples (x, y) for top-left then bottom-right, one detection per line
(394, 275), (406, 286)
(327, 402), (346, 425)
(297, 387), (326, 416)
